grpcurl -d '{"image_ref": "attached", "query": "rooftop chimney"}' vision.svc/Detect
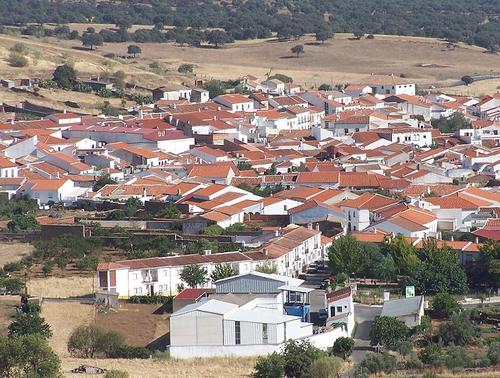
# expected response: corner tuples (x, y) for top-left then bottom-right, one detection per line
(142, 187), (147, 198)
(315, 223), (320, 231)
(203, 249), (212, 255)
(263, 248), (268, 256)
(307, 223), (313, 230)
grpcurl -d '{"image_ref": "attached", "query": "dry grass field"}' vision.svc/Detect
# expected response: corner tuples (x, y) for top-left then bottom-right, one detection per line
(0, 242), (33, 266)
(27, 275), (94, 298)
(42, 301), (95, 356)
(0, 32), (498, 112)
(61, 356), (257, 378)
(0, 295), (18, 334)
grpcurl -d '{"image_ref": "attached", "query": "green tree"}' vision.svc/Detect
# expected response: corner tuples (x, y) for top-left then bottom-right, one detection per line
(431, 293), (461, 318)
(255, 261), (278, 274)
(487, 342), (500, 365)
(8, 312), (52, 339)
(331, 337), (355, 360)
(203, 80), (226, 98)
(370, 316), (409, 349)
(291, 44), (304, 58)
(206, 30), (232, 47)
(82, 32), (104, 50)
(315, 29), (333, 44)
(382, 234), (420, 275)
(477, 241), (500, 291)
(210, 264), (238, 282)
(52, 64), (76, 89)
(0, 335), (61, 377)
(156, 202), (180, 219)
(127, 44), (141, 57)
(318, 83), (332, 91)
(328, 235), (363, 276)
(180, 264), (208, 288)
(67, 325), (129, 358)
(201, 224), (225, 236)
(93, 174), (117, 192)
(414, 243), (468, 295)
(373, 254), (397, 282)
(357, 352), (396, 375)
(461, 75), (473, 85)
(253, 351), (284, 378)
(123, 197), (142, 218)
(307, 356), (343, 378)
(354, 31), (365, 39)
(7, 214), (39, 232)
(431, 113), (470, 133)
(283, 340), (326, 378)
(438, 311), (480, 346)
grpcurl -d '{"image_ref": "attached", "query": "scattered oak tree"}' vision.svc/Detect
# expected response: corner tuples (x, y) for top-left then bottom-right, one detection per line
(291, 44), (304, 58)
(127, 44), (141, 57)
(370, 316), (409, 350)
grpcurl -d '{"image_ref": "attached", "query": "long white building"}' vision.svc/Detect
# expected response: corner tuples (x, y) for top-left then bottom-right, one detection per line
(96, 226), (324, 297)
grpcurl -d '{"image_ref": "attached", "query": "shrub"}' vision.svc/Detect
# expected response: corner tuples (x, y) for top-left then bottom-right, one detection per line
(419, 343), (442, 365)
(307, 356), (343, 378)
(283, 340), (327, 378)
(38, 79), (58, 89)
(8, 312), (52, 339)
(431, 293), (461, 318)
(105, 371), (129, 378)
(178, 63), (194, 73)
(405, 353), (424, 369)
(75, 255), (99, 271)
(10, 43), (28, 54)
(487, 342), (500, 365)
(359, 352), (396, 375)
(109, 345), (150, 359)
(98, 330), (125, 357)
(73, 82), (93, 93)
(127, 295), (173, 305)
(3, 261), (24, 272)
(68, 325), (104, 358)
(438, 311), (480, 346)
(8, 52), (28, 67)
(438, 346), (471, 370)
(253, 351), (285, 378)
(331, 337), (355, 360)
(97, 88), (113, 98)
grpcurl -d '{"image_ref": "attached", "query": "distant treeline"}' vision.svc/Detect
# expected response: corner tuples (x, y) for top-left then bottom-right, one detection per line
(0, 0), (498, 51)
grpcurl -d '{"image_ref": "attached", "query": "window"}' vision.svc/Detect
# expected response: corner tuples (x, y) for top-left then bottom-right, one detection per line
(235, 321), (241, 345)
(134, 287), (142, 294)
(337, 306), (342, 313)
(132, 273), (138, 280)
(262, 323), (268, 344)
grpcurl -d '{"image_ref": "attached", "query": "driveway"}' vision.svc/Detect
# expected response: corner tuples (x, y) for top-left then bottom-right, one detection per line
(351, 304), (382, 365)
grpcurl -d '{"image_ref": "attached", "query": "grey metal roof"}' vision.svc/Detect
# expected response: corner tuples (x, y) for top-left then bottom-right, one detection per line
(381, 296), (424, 318)
(278, 285), (315, 293)
(171, 299), (238, 317)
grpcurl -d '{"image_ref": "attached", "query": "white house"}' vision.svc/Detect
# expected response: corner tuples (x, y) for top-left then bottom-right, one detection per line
(381, 295), (425, 328)
(22, 178), (78, 206)
(0, 157), (18, 178)
(358, 74), (416, 96)
(214, 94), (255, 113)
(152, 84), (192, 101)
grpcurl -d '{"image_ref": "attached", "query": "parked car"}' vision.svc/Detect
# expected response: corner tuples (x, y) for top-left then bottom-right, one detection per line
(319, 278), (330, 289)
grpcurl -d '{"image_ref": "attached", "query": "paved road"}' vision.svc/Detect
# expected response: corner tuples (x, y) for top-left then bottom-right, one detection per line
(350, 304), (382, 366)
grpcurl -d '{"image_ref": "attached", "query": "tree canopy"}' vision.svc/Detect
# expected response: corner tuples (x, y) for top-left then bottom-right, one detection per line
(180, 264), (208, 288)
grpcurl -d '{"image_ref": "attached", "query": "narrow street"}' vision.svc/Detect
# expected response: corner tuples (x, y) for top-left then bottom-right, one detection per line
(346, 304), (382, 376)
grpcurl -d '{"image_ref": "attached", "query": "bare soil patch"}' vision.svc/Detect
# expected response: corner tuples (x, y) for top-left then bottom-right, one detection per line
(96, 302), (169, 347)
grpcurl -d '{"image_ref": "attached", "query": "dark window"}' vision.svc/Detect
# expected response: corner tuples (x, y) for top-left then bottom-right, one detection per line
(235, 321), (241, 345)
(337, 306), (342, 313)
